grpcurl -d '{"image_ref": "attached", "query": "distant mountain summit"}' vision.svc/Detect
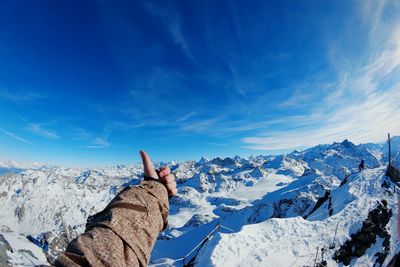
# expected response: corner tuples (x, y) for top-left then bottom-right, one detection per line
(0, 160), (51, 175)
(197, 157), (209, 165)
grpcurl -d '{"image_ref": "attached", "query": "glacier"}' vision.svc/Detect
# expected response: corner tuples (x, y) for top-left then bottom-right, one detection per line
(0, 137), (400, 266)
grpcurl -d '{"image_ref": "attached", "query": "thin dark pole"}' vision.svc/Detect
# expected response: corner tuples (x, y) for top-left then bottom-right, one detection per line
(313, 246), (319, 267)
(331, 221), (339, 249)
(388, 133), (392, 166)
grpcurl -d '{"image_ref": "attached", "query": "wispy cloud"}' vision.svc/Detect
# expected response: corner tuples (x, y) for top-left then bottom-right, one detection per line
(148, 10), (400, 151)
(0, 89), (48, 103)
(242, 1), (400, 151)
(144, 2), (194, 60)
(115, 67), (192, 126)
(0, 128), (31, 144)
(180, 116), (223, 133)
(177, 112), (324, 138)
(85, 137), (111, 149)
(84, 128), (112, 149)
(27, 123), (59, 139)
(19, 116), (59, 139)
(242, 87), (400, 150)
(65, 126), (112, 149)
(176, 112), (197, 123)
(68, 126), (94, 141)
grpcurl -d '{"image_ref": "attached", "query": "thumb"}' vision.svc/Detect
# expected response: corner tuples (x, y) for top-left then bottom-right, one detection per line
(140, 150), (158, 179)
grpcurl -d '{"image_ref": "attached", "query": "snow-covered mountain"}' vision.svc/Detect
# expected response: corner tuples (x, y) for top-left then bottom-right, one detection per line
(0, 160), (51, 176)
(0, 138), (399, 266)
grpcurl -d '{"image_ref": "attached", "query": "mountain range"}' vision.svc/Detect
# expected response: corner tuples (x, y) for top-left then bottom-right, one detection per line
(0, 137), (399, 266)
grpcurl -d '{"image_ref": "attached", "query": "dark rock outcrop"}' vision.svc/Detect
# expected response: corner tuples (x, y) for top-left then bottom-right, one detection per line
(333, 200), (392, 265)
(386, 165), (400, 183)
(304, 190), (331, 219)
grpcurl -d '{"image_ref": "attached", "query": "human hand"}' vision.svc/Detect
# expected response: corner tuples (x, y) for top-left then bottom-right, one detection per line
(140, 150), (178, 196)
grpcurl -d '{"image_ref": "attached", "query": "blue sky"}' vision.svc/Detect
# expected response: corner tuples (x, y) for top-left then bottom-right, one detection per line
(0, 0), (399, 166)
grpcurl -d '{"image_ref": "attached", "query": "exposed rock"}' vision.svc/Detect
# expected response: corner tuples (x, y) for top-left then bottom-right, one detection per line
(0, 242), (9, 267)
(47, 232), (69, 260)
(333, 200), (392, 265)
(250, 167), (264, 178)
(247, 203), (271, 224)
(206, 196), (241, 206)
(304, 190), (331, 219)
(272, 199), (293, 218)
(386, 165), (400, 183)
(183, 214), (215, 228)
(0, 234), (12, 266)
(209, 157), (235, 167)
(19, 249), (38, 260)
(0, 235), (12, 252)
(14, 204), (25, 222)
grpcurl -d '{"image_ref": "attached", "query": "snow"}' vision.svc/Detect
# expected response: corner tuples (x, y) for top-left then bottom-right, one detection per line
(196, 217), (332, 267)
(1, 137), (399, 266)
(229, 172), (293, 202)
(2, 232), (48, 266)
(196, 168), (399, 267)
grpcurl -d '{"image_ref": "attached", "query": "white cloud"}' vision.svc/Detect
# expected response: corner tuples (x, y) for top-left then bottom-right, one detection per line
(92, 137), (110, 147)
(85, 137), (111, 148)
(66, 126), (111, 149)
(68, 127), (94, 141)
(242, 86), (400, 150)
(242, 1), (400, 151)
(176, 112), (197, 123)
(0, 89), (48, 103)
(0, 128), (31, 144)
(19, 116), (59, 139)
(144, 2), (193, 60)
(28, 123), (59, 139)
(85, 133), (111, 149)
(180, 117), (223, 133)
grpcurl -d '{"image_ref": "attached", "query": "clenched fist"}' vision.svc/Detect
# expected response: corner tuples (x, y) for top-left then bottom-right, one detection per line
(140, 150), (178, 196)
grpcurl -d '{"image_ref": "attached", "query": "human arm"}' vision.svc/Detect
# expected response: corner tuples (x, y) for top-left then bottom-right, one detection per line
(55, 151), (177, 267)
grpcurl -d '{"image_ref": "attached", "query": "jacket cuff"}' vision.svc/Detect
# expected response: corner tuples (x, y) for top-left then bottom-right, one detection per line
(139, 179), (169, 229)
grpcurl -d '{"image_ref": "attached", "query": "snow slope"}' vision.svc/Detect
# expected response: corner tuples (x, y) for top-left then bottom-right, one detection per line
(0, 138), (399, 266)
(196, 168), (398, 267)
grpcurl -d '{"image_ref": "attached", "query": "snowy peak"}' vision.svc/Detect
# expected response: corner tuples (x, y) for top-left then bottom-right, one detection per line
(197, 157), (209, 165)
(0, 160), (50, 170)
(0, 160), (51, 176)
(340, 139), (356, 149)
(249, 167), (264, 178)
(262, 155), (307, 177)
(209, 157), (236, 167)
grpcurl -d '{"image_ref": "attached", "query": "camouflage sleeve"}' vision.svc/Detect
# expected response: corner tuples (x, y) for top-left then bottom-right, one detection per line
(55, 179), (169, 267)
